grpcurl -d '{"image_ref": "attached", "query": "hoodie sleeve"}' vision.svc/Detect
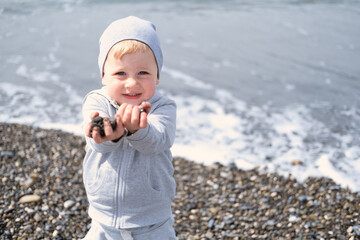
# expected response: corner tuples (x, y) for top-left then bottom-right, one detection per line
(82, 92), (122, 153)
(126, 98), (176, 154)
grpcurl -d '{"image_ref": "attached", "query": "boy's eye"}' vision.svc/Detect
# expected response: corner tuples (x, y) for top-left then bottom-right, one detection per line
(139, 71), (149, 75)
(116, 72), (126, 76)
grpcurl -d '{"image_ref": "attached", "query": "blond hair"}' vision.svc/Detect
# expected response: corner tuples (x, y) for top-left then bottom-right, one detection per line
(111, 40), (150, 59)
(102, 40), (155, 85)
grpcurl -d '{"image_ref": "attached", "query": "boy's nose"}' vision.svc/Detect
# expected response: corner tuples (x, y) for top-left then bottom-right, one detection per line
(125, 77), (137, 88)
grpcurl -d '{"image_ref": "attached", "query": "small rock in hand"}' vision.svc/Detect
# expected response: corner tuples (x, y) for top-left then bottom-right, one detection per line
(90, 116), (116, 137)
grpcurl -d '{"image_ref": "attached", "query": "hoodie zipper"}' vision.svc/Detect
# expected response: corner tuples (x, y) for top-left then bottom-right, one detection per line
(115, 141), (132, 228)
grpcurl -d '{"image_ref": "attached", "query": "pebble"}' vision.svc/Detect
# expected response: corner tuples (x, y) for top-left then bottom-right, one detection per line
(208, 219), (215, 229)
(205, 231), (214, 238)
(291, 160), (303, 166)
(21, 177), (35, 188)
(23, 225), (32, 232)
(41, 205), (49, 211)
(189, 215), (197, 220)
(289, 215), (298, 223)
(25, 207), (34, 214)
(1, 123), (360, 240)
(18, 194), (41, 203)
(52, 230), (59, 237)
(353, 225), (360, 236)
(91, 116), (117, 137)
(34, 213), (42, 222)
(64, 200), (75, 209)
(1, 151), (14, 157)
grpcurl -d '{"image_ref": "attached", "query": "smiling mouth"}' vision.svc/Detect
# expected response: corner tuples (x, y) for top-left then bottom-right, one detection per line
(123, 93), (142, 99)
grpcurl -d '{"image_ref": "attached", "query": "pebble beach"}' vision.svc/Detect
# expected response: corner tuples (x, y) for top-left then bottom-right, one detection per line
(0, 122), (359, 240)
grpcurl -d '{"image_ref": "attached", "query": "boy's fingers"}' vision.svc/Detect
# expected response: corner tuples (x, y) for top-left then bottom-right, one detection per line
(91, 127), (103, 144)
(90, 111), (99, 119)
(85, 112), (100, 138)
(114, 114), (122, 125)
(139, 102), (150, 129)
(131, 106), (140, 126)
(122, 104), (134, 125)
(139, 112), (148, 129)
(117, 103), (127, 116)
(113, 114), (125, 138)
(141, 102), (151, 114)
(103, 118), (114, 137)
(85, 122), (92, 137)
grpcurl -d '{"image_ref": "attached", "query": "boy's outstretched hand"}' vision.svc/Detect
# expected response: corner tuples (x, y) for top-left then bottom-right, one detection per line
(117, 101), (151, 134)
(85, 112), (125, 144)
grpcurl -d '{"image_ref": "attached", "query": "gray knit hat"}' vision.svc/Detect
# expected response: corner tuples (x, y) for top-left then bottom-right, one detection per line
(98, 16), (163, 77)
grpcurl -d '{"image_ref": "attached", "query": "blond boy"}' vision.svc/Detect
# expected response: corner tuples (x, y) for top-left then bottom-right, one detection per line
(82, 16), (177, 240)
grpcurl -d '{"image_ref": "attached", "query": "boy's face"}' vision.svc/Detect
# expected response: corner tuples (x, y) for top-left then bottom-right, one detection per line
(102, 49), (159, 106)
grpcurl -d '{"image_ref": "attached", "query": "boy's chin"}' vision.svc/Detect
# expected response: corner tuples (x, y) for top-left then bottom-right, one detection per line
(119, 99), (143, 106)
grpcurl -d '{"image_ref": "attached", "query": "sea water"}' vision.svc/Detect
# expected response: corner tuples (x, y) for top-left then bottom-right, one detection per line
(1, 0), (359, 192)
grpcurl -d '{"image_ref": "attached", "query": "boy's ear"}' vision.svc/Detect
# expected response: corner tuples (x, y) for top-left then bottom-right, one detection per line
(156, 79), (159, 85)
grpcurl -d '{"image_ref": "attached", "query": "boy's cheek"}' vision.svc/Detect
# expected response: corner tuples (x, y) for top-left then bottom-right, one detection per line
(101, 77), (108, 85)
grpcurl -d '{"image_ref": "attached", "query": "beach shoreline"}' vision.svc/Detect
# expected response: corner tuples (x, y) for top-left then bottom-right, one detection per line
(0, 122), (359, 239)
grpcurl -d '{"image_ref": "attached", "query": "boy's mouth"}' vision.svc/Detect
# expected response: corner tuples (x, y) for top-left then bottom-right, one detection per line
(123, 93), (142, 99)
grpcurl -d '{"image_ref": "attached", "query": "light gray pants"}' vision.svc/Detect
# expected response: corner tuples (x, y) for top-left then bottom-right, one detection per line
(82, 218), (177, 240)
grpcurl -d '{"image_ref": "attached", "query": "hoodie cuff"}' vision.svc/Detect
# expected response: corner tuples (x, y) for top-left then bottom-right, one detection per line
(126, 125), (149, 142)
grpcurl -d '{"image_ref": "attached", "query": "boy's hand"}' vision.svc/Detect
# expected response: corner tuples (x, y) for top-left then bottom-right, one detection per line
(117, 102), (151, 134)
(85, 112), (125, 144)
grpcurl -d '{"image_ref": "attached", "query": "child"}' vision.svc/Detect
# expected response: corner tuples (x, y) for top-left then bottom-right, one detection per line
(81, 16), (177, 240)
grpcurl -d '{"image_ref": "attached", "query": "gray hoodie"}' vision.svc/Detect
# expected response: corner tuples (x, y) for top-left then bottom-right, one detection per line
(82, 87), (176, 229)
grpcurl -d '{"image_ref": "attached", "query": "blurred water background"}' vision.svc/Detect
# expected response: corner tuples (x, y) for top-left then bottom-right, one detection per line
(1, 0), (359, 192)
